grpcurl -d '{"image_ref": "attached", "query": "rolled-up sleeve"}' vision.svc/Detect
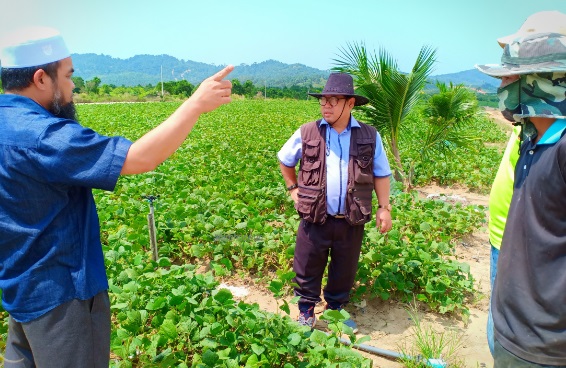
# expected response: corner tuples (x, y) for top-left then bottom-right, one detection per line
(277, 128), (302, 167)
(373, 131), (392, 178)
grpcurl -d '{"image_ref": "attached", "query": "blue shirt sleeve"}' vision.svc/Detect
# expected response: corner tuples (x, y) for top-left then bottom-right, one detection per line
(373, 131), (392, 177)
(277, 128), (302, 167)
(33, 119), (132, 191)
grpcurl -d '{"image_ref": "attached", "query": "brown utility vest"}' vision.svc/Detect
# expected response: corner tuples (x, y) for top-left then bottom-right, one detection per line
(296, 119), (376, 226)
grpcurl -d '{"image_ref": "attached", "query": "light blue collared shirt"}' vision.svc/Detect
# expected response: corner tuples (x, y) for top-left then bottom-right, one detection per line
(537, 119), (566, 145)
(278, 116), (391, 215)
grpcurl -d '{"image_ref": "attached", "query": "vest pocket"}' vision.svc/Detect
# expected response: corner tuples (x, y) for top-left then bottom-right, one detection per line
(300, 160), (321, 186)
(354, 143), (373, 185)
(297, 186), (324, 223)
(346, 187), (373, 225)
(304, 139), (320, 157)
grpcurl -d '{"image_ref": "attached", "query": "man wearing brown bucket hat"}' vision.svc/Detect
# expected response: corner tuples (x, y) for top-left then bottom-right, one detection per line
(277, 73), (392, 332)
(476, 22), (566, 367)
(485, 10), (566, 358)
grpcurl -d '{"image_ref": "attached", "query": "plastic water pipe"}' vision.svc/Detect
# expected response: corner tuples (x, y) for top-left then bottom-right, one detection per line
(338, 336), (447, 368)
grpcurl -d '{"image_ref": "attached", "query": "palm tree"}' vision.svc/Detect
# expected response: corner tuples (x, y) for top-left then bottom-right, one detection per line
(332, 42), (436, 188)
(415, 81), (483, 185)
(421, 81), (482, 160)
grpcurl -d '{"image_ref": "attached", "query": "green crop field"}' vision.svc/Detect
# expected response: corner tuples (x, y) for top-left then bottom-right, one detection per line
(1, 99), (508, 367)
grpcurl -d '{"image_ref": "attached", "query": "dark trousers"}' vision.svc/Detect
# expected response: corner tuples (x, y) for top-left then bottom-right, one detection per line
(4, 291), (111, 368)
(293, 217), (365, 308)
(494, 340), (566, 368)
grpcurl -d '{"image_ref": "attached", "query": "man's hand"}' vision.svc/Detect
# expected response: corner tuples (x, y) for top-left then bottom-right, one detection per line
(290, 187), (299, 204)
(376, 208), (392, 233)
(188, 65), (234, 114)
(121, 65), (234, 175)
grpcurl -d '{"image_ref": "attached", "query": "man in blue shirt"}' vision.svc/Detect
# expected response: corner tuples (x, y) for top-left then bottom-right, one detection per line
(278, 73), (392, 332)
(0, 26), (233, 367)
(476, 31), (566, 366)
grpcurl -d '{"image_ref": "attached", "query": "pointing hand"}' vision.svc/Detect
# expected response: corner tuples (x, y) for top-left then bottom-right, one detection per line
(189, 65), (234, 114)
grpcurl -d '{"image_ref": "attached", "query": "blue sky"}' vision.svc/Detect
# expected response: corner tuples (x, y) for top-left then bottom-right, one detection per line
(1, 0), (566, 76)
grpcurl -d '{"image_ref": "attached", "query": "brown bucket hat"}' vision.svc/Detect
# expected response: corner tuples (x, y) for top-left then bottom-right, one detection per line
(308, 73), (369, 106)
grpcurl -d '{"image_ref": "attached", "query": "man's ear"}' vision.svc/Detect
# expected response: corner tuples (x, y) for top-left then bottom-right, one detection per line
(348, 97), (356, 108)
(33, 69), (50, 91)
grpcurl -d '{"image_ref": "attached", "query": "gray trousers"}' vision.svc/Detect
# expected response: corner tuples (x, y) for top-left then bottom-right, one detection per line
(3, 291), (111, 368)
(494, 340), (566, 368)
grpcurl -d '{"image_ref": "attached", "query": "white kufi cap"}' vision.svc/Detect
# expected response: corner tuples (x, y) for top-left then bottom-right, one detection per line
(0, 26), (70, 68)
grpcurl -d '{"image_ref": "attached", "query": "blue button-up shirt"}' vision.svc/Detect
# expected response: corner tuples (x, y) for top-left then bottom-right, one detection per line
(278, 116), (391, 215)
(0, 95), (132, 322)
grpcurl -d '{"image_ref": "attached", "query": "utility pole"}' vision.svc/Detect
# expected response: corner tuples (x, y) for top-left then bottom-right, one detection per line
(160, 65), (164, 98)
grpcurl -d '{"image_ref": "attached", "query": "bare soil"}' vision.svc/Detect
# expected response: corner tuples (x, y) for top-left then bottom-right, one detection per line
(226, 185), (492, 368)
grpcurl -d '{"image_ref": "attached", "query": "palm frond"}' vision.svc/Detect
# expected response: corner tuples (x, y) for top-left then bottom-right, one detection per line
(424, 81), (482, 127)
(333, 42), (369, 79)
(331, 41), (438, 188)
(420, 121), (480, 161)
(403, 46), (437, 112)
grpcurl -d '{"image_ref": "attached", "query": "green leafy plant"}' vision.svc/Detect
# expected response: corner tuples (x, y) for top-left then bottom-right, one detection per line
(356, 191), (485, 316)
(267, 270), (300, 316)
(398, 303), (466, 368)
(0, 99), (504, 366)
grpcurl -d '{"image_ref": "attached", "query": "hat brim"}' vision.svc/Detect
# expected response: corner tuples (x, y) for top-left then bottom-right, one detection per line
(308, 93), (369, 106)
(474, 60), (566, 77)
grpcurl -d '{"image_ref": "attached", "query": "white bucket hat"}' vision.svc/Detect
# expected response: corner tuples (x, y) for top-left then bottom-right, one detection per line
(0, 26), (70, 69)
(497, 10), (566, 47)
(476, 32), (566, 77)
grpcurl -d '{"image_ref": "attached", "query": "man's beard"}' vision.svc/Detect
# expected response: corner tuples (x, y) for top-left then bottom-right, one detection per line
(49, 88), (78, 121)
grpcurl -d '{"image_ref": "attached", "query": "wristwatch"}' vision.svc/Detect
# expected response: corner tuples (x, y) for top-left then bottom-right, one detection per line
(378, 203), (392, 211)
(287, 183), (298, 191)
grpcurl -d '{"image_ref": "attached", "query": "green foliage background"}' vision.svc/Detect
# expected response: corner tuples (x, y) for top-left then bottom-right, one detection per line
(0, 99), (508, 366)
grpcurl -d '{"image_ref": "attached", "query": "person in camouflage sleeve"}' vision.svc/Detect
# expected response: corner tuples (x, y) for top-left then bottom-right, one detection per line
(477, 31), (566, 366)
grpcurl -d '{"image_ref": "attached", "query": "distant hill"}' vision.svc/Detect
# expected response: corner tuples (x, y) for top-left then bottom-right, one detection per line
(71, 53), (499, 92)
(429, 69), (500, 93)
(71, 54), (329, 88)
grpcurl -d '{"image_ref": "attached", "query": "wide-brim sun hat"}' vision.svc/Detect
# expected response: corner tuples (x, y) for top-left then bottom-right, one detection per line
(497, 10), (566, 48)
(0, 26), (70, 69)
(475, 32), (566, 77)
(308, 73), (369, 106)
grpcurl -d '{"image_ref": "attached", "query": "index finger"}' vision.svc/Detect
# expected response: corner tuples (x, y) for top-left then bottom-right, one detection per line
(211, 65), (234, 81)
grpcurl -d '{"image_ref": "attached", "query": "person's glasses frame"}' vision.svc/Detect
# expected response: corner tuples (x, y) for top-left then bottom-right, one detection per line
(318, 96), (347, 107)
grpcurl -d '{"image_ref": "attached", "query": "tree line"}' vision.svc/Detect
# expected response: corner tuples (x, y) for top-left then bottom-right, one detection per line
(67, 76), (323, 102)
(0, 74), (495, 108)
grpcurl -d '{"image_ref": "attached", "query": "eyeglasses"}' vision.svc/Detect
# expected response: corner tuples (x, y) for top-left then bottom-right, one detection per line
(319, 96), (346, 107)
